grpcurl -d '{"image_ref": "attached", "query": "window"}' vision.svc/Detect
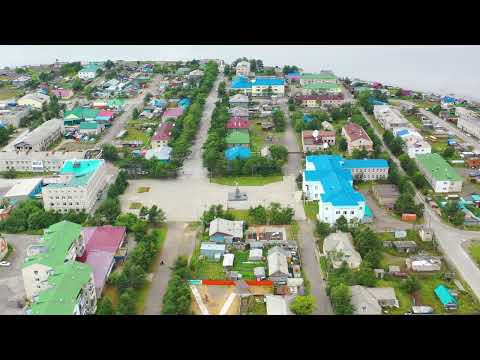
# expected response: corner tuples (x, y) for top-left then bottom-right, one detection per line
(34, 271), (38, 275)
(336, 211), (340, 214)
(351, 211), (355, 215)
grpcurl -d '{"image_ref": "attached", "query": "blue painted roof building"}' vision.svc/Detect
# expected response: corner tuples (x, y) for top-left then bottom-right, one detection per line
(251, 77), (285, 86)
(303, 114), (313, 123)
(434, 285), (458, 309)
(231, 76), (252, 90)
(225, 146), (252, 161)
(178, 98), (191, 110)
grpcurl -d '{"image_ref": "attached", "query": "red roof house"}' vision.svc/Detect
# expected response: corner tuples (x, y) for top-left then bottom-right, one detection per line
(51, 88), (74, 99)
(163, 107), (184, 120)
(152, 122), (174, 143)
(341, 122), (373, 154)
(226, 117), (251, 130)
(78, 225), (127, 295)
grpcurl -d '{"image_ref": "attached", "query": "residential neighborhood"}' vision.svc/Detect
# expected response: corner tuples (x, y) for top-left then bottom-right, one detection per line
(0, 51), (480, 318)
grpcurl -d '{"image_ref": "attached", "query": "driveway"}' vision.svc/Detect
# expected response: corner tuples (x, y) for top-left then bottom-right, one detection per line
(143, 222), (197, 315)
(0, 234), (41, 315)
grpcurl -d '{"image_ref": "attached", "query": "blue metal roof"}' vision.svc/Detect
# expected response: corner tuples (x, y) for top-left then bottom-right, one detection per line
(225, 146), (252, 161)
(252, 77), (285, 86)
(368, 98), (386, 105)
(303, 114), (313, 123)
(395, 129), (410, 137)
(287, 72), (300, 77)
(231, 76), (252, 89)
(343, 159), (389, 169)
(441, 96), (457, 103)
(179, 98), (190, 108)
(434, 285), (457, 306)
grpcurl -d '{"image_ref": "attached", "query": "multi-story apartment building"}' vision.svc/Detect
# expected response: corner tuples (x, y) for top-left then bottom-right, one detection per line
(456, 107), (480, 139)
(415, 153), (463, 193)
(342, 122), (374, 154)
(296, 94), (345, 108)
(343, 159), (389, 181)
(0, 150), (86, 172)
(230, 76), (285, 97)
(42, 159), (108, 213)
(393, 128), (431, 158)
(300, 71), (338, 86)
(235, 61), (250, 77)
(14, 118), (64, 151)
(373, 105), (409, 131)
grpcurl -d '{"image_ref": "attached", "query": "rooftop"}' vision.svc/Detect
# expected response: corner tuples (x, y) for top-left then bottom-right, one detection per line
(301, 72), (337, 80)
(416, 153), (463, 182)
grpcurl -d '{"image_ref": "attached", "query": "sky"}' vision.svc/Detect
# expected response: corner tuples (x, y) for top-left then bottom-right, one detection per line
(1, 45), (479, 100)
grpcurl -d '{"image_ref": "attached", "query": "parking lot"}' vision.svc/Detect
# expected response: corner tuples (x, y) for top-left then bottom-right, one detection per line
(0, 234), (41, 315)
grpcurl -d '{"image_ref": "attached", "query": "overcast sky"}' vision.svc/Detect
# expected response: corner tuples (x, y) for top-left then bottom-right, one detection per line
(1, 45), (479, 100)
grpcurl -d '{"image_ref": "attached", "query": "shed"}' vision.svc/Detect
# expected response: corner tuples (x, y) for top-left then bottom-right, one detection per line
(223, 253), (235, 268)
(200, 242), (226, 260)
(434, 285), (458, 310)
(419, 227), (434, 242)
(406, 256), (442, 272)
(249, 248), (263, 261)
(254, 267), (266, 280)
(249, 241), (264, 249)
(265, 295), (290, 315)
(374, 269), (385, 279)
(394, 230), (407, 239)
(393, 241), (417, 253)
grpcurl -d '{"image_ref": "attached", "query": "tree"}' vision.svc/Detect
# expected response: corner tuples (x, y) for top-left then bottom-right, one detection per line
(335, 216), (349, 232)
(96, 297), (115, 315)
(290, 295), (316, 315)
(104, 60), (115, 70)
(248, 205), (268, 225)
(147, 205), (166, 226)
(355, 261), (377, 287)
(443, 146), (455, 159)
(117, 288), (137, 315)
(330, 283), (354, 315)
(401, 275), (421, 295)
(272, 109), (286, 132)
(452, 211), (465, 226)
(4, 167), (17, 179)
(351, 148), (369, 159)
(101, 144), (119, 162)
(132, 108), (140, 120)
(71, 78), (84, 91)
(269, 144), (288, 164)
(339, 138), (348, 152)
(315, 221), (331, 239)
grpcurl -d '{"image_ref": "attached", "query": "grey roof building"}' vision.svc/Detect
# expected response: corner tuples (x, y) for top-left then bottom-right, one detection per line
(323, 232), (362, 269)
(14, 118), (64, 151)
(267, 246), (289, 282)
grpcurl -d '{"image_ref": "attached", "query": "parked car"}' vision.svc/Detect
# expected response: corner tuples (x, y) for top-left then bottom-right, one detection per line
(0, 261), (11, 267)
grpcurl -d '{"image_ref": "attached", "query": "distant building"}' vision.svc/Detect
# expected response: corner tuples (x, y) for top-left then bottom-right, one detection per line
(393, 128), (431, 158)
(373, 105), (409, 131)
(300, 72), (338, 86)
(456, 107), (480, 139)
(78, 63), (100, 80)
(296, 94), (345, 108)
(17, 93), (50, 109)
(235, 61), (250, 77)
(51, 88), (74, 99)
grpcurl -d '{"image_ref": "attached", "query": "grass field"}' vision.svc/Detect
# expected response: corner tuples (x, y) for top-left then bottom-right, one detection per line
(123, 127), (152, 146)
(232, 250), (266, 280)
(469, 242), (480, 267)
(137, 187), (150, 193)
(304, 201), (318, 221)
(0, 88), (18, 100)
(210, 175), (283, 186)
(129, 202), (143, 209)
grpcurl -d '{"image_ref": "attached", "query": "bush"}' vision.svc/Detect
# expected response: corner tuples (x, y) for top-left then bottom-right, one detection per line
(290, 295), (316, 315)
(162, 256), (192, 315)
(330, 283), (354, 315)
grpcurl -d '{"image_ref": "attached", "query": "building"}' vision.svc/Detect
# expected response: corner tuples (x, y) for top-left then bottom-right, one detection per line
(78, 63), (100, 80)
(301, 130), (336, 153)
(229, 94), (249, 108)
(79, 121), (103, 135)
(4, 178), (43, 202)
(14, 118), (63, 151)
(230, 76), (252, 95)
(373, 105), (409, 131)
(349, 285), (399, 315)
(226, 130), (250, 148)
(17, 93), (50, 109)
(456, 107), (480, 139)
(235, 61), (250, 77)
(300, 72), (338, 86)
(12, 74), (32, 87)
(393, 128), (431, 158)
(342, 122), (373, 154)
(64, 107), (100, 126)
(415, 153), (463, 193)
(342, 159), (389, 181)
(42, 159), (108, 213)
(296, 94), (345, 108)
(251, 77), (285, 97)
(226, 118), (250, 132)
(372, 184), (400, 210)
(0, 150), (85, 172)
(78, 226), (127, 296)
(200, 242), (226, 260)
(144, 146), (172, 162)
(434, 285), (458, 310)
(323, 232), (362, 269)
(249, 248), (263, 261)
(406, 255), (441, 272)
(303, 155), (367, 224)
(0, 105), (30, 128)
(208, 218), (244, 243)
(51, 88), (74, 99)
(151, 122), (174, 148)
(265, 295), (291, 315)
(302, 83), (342, 95)
(267, 246), (289, 284)
(229, 106), (249, 119)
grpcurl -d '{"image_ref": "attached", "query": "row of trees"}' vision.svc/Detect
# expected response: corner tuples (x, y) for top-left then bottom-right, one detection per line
(248, 203), (295, 225)
(272, 108), (286, 131)
(162, 256), (192, 314)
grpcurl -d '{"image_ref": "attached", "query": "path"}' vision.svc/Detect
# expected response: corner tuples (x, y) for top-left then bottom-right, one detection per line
(143, 222), (197, 315)
(190, 285), (210, 315)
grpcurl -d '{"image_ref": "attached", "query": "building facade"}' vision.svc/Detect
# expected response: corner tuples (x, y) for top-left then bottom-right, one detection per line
(373, 105), (409, 131)
(0, 151), (85, 172)
(342, 122), (374, 154)
(235, 61), (251, 77)
(456, 107), (480, 139)
(415, 153), (463, 193)
(14, 118), (64, 151)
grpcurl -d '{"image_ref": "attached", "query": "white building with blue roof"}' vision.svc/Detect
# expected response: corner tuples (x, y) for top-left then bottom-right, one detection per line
(303, 155), (389, 224)
(230, 76), (285, 97)
(392, 128), (431, 158)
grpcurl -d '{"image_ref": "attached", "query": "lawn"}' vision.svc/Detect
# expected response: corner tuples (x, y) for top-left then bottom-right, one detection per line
(210, 175), (283, 186)
(430, 140), (448, 154)
(228, 209), (251, 222)
(232, 250), (265, 280)
(194, 260), (226, 280)
(123, 127), (152, 146)
(405, 114), (423, 131)
(304, 201), (318, 222)
(250, 122), (282, 154)
(469, 242), (480, 267)
(137, 187), (150, 193)
(0, 87), (18, 100)
(246, 298), (267, 315)
(129, 202), (143, 209)
(0, 171), (54, 179)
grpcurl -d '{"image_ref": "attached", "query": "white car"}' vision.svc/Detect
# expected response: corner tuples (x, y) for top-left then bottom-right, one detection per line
(0, 261), (11, 267)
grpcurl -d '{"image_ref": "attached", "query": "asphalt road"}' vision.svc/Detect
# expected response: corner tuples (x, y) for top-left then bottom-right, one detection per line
(361, 107), (480, 301)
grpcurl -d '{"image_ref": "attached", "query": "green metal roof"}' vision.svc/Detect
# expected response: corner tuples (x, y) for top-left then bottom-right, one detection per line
(107, 98), (125, 107)
(28, 261), (92, 315)
(80, 63), (99, 73)
(80, 121), (99, 130)
(416, 153), (463, 182)
(64, 107), (99, 121)
(304, 83), (342, 91)
(301, 72), (337, 80)
(23, 221), (82, 269)
(226, 130), (250, 144)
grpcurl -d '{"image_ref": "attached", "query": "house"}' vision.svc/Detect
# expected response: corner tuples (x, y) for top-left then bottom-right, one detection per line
(63, 107), (100, 126)
(406, 255), (441, 272)
(95, 110), (114, 124)
(144, 146), (172, 162)
(151, 122), (174, 148)
(78, 63), (100, 80)
(267, 246), (289, 284)
(0, 104), (30, 128)
(393, 128), (431, 158)
(42, 159), (108, 214)
(392, 241), (417, 253)
(418, 226), (434, 242)
(302, 83), (342, 95)
(12, 74), (32, 87)
(254, 266), (266, 280)
(230, 76), (252, 95)
(79, 121), (103, 135)
(286, 72), (301, 82)
(0, 236), (7, 260)
(235, 61), (251, 77)
(323, 232), (362, 269)
(456, 107), (480, 139)
(226, 130), (250, 148)
(248, 248), (263, 261)
(302, 155), (367, 225)
(300, 72), (338, 86)
(350, 285), (399, 315)
(373, 105), (409, 131)
(225, 146), (252, 161)
(17, 93), (50, 109)
(251, 77), (285, 97)
(78, 226), (127, 296)
(265, 295), (291, 315)
(222, 253), (234, 269)
(296, 94), (345, 108)
(200, 242), (226, 261)
(14, 118), (63, 151)
(341, 122), (373, 154)
(229, 94), (249, 108)
(229, 106), (249, 119)
(301, 130), (336, 153)
(51, 88), (74, 99)
(162, 107), (184, 121)
(208, 218), (244, 243)
(4, 178), (43, 203)
(226, 118), (250, 132)
(0, 150), (85, 172)
(415, 153), (463, 193)
(434, 285), (458, 310)
(372, 184), (400, 210)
